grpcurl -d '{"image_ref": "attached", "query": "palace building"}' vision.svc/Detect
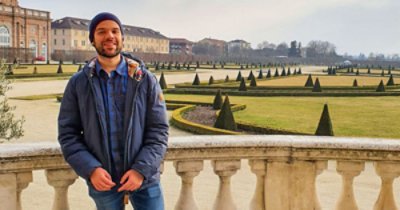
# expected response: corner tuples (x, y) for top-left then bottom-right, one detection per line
(0, 0), (51, 61)
(51, 17), (169, 55)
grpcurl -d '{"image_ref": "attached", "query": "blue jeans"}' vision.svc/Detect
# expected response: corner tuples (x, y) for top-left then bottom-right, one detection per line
(88, 182), (164, 210)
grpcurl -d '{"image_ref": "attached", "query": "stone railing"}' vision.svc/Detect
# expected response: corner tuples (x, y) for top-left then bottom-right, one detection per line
(1, 135), (400, 210)
(0, 5), (50, 19)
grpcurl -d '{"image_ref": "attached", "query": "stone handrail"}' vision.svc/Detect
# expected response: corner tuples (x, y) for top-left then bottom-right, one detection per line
(1, 135), (400, 210)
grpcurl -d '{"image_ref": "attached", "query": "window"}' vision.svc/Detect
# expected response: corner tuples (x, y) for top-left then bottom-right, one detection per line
(82, 31), (85, 36)
(75, 30), (78, 36)
(62, 39), (65, 45)
(81, 40), (85, 46)
(54, 39), (57, 45)
(62, 29), (65, 35)
(43, 26), (46, 36)
(54, 30), (56, 35)
(20, 41), (24, 48)
(21, 25), (24, 34)
(0, 26), (11, 47)
(41, 43), (47, 58)
(74, 40), (78, 47)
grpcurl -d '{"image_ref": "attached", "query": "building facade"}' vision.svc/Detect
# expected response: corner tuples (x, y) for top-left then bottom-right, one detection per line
(169, 38), (193, 55)
(0, 0), (51, 61)
(227, 39), (251, 53)
(195, 38), (226, 56)
(51, 17), (169, 55)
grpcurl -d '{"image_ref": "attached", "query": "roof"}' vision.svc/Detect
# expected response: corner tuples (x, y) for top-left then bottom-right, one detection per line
(228, 39), (250, 44)
(51, 17), (168, 39)
(169, 38), (194, 45)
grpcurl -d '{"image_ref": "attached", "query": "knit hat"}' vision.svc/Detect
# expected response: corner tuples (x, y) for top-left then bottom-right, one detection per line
(89, 12), (124, 42)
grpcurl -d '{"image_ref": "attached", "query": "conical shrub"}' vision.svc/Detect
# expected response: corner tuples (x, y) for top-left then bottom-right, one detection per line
(304, 74), (314, 87)
(247, 70), (254, 80)
(208, 76), (214, 85)
(376, 80), (385, 92)
(57, 63), (63, 74)
(77, 64), (82, 72)
(212, 89), (223, 110)
(312, 78), (322, 92)
(287, 68), (291, 76)
(281, 68), (286, 76)
(214, 95), (237, 131)
(239, 77), (247, 91)
(367, 68), (371, 74)
(356, 69), (359, 75)
(236, 71), (242, 81)
(274, 68), (279, 77)
(266, 69), (271, 78)
(315, 104), (334, 136)
(387, 74), (395, 86)
(192, 73), (200, 85)
(224, 75), (229, 82)
(381, 70), (384, 76)
(159, 72), (167, 89)
(33, 66), (38, 74)
(250, 75), (257, 87)
(257, 70), (263, 79)
(298, 68), (302, 74)
(353, 79), (358, 87)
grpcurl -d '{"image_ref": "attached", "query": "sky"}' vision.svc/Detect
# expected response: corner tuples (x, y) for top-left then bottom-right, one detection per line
(19, 0), (400, 56)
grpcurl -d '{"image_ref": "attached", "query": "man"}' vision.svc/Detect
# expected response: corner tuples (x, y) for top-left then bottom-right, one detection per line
(58, 12), (169, 210)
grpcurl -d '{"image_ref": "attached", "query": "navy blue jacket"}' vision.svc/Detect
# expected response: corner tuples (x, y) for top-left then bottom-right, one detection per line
(58, 53), (169, 188)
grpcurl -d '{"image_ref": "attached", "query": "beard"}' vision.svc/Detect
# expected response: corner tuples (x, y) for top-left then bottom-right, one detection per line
(94, 41), (122, 58)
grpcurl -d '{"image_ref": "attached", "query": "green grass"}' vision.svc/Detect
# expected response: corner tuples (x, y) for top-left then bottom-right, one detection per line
(10, 93), (63, 100)
(14, 64), (80, 74)
(165, 94), (400, 139)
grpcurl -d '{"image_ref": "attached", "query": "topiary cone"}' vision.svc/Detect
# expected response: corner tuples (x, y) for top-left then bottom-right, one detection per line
(305, 74), (314, 87)
(247, 70), (254, 80)
(376, 80), (385, 92)
(312, 78), (322, 92)
(266, 69), (271, 78)
(250, 75), (257, 87)
(212, 89), (223, 110)
(236, 71), (242, 81)
(387, 74), (395, 86)
(192, 73), (200, 85)
(274, 68), (279, 77)
(159, 72), (168, 90)
(214, 95), (237, 131)
(257, 69), (263, 79)
(315, 104), (334, 136)
(208, 76), (214, 85)
(57, 63), (63, 74)
(224, 75), (229, 82)
(239, 77), (247, 91)
(353, 79), (358, 87)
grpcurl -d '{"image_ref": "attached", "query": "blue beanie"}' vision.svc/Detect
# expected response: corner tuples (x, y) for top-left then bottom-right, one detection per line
(89, 12), (124, 42)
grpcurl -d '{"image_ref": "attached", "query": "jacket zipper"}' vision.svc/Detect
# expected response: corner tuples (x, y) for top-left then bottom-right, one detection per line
(88, 71), (112, 174)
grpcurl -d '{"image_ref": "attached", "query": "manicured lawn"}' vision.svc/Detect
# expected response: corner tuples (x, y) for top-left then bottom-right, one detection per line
(165, 94), (400, 139)
(256, 75), (392, 87)
(13, 64), (80, 74)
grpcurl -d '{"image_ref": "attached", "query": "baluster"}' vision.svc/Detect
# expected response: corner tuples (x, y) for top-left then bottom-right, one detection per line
(45, 168), (78, 210)
(173, 160), (203, 210)
(314, 161), (327, 210)
(0, 173), (18, 210)
(373, 162), (400, 210)
(248, 159), (266, 210)
(335, 161), (365, 210)
(16, 172), (33, 210)
(211, 159), (241, 210)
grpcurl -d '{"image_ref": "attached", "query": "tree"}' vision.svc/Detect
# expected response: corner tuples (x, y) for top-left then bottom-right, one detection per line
(376, 80), (385, 92)
(57, 62), (63, 74)
(208, 76), (214, 85)
(315, 104), (334, 136)
(306, 40), (337, 58)
(387, 74), (395, 86)
(192, 73), (200, 85)
(212, 89), (223, 110)
(266, 69), (271, 78)
(0, 60), (24, 142)
(236, 71), (242, 81)
(353, 79), (358, 87)
(239, 78), (247, 91)
(250, 75), (257, 87)
(214, 95), (237, 131)
(159, 72), (168, 90)
(224, 75), (229, 82)
(257, 70), (263, 79)
(312, 78), (322, 92)
(305, 74), (314, 87)
(247, 70), (254, 81)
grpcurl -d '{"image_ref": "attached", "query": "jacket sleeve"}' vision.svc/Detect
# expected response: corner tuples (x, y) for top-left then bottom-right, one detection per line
(58, 76), (102, 180)
(130, 74), (169, 180)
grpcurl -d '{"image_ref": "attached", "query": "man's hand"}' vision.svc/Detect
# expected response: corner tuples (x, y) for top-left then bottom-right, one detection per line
(117, 169), (144, 192)
(90, 167), (116, 191)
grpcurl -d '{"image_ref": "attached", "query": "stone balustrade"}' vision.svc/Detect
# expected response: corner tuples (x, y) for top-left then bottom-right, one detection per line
(1, 135), (400, 210)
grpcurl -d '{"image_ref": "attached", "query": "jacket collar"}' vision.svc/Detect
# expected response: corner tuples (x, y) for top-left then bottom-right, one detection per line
(85, 53), (146, 81)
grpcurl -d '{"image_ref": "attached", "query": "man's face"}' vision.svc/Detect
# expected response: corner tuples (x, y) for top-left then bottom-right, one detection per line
(93, 20), (123, 58)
